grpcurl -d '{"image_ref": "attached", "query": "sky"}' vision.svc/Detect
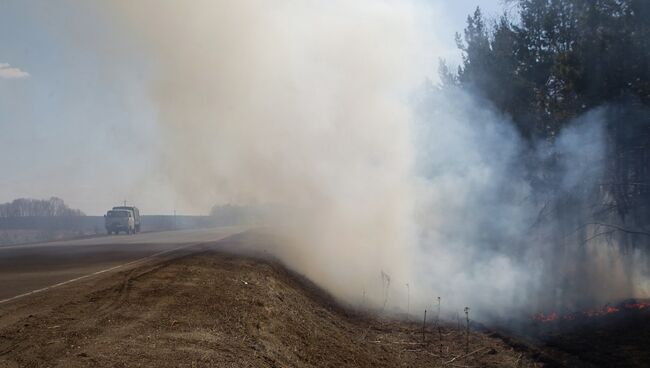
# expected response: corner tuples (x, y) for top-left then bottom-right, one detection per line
(0, 1), (507, 215)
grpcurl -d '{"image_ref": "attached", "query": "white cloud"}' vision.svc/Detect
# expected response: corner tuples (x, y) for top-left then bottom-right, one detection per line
(0, 62), (30, 79)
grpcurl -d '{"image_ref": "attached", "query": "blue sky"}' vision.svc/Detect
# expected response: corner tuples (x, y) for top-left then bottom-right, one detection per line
(0, 1), (507, 215)
(0, 1), (162, 213)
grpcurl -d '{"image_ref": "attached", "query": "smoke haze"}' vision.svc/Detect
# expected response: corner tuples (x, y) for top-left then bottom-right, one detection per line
(101, 1), (649, 320)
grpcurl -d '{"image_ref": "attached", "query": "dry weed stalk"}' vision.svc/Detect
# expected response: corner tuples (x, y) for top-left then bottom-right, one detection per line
(380, 270), (391, 311)
(421, 309), (427, 344)
(464, 306), (470, 364)
(437, 296), (443, 360)
(405, 283), (410, 319)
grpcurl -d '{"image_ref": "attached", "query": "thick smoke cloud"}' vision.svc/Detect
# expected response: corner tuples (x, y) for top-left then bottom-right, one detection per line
(105, 1), (649, 320)
(107, 0), (427, 311)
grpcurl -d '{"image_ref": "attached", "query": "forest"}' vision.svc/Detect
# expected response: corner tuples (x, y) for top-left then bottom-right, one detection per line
(438, 0), (650, 247)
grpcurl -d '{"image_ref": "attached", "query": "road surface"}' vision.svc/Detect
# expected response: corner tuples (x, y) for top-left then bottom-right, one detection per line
(0, 227), (244, 302)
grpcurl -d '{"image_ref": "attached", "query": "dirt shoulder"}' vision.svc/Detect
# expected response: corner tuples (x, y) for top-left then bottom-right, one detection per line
(0, 241), (543, 367)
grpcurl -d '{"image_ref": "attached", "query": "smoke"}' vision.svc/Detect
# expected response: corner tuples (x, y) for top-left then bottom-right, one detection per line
(413, 87), (650, 319)
(102, 1), (649, 320)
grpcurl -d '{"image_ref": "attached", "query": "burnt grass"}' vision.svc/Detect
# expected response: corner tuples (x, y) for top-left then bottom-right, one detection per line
(534, 309), (650, 368)
(489, 306), (650, 368)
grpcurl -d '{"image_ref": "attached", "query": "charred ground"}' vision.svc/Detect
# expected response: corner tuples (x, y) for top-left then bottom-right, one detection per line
(515, 306), (650, 368)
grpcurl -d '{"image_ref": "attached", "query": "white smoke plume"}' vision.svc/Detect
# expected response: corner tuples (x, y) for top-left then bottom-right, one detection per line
(101, 0), (430, 311)
(100, 1), (649, 320)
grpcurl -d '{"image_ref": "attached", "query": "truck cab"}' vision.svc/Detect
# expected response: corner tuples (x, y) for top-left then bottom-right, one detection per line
(105, 209), (135, 235)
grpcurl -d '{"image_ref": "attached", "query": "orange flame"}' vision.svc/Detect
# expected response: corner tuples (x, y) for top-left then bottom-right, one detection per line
(532, 301), (650, 323)
(624, 302), (650, 310)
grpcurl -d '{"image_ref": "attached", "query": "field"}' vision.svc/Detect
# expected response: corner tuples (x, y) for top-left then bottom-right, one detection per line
(0, 234), (543, 368)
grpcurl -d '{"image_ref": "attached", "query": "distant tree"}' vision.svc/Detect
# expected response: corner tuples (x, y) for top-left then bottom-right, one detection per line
(0, 197), (85, 218)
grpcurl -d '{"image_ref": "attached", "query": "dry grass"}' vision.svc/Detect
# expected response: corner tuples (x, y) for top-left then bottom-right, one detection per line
(0, 242), (544, 367)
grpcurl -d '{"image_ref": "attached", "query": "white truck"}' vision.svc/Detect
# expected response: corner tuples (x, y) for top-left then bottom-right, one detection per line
(104, 208), (136, 235)
(112, 206), (141, 232)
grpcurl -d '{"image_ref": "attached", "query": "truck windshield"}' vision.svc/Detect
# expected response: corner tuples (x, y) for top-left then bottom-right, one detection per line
(108, 211), (130, 217)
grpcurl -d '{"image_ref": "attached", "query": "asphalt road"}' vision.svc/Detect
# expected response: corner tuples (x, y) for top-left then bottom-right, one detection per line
(0, 227), (244, 302)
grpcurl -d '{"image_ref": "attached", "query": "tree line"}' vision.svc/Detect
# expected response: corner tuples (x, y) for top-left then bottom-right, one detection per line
(0, 197), (85, 218)
(439, 0), (650, 243)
